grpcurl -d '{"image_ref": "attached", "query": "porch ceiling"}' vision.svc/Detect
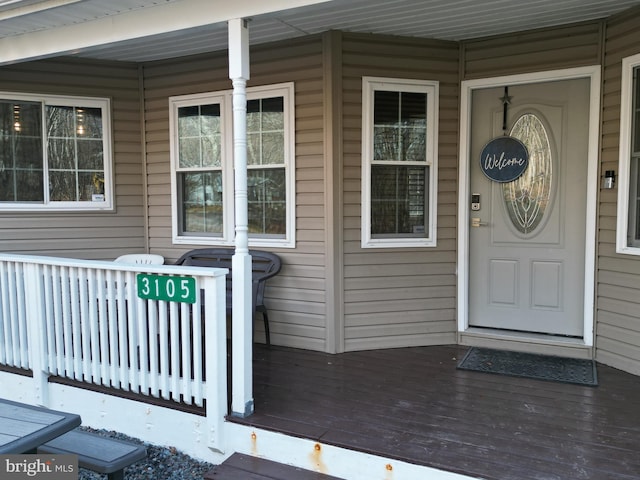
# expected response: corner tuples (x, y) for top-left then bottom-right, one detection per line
(1, 0), (640, 64)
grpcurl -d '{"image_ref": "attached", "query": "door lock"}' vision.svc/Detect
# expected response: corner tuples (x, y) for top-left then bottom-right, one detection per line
(471, 193), (481, 211)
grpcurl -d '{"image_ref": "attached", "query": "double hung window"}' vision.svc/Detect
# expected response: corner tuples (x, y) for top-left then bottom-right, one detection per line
(170, 83), (294, 247)
(0, 93), (112, 210)
(361, 77), (439, 248)
(618, 54), (640, 254)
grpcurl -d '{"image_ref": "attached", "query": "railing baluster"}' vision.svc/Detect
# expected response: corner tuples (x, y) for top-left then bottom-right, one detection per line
(148, 300), (159, 398)
(7, 263), (18, 366)
(2, 265), (12, 365)
(192, 291), (203, 406)
(107, 269), (119, 388)
(70, 268), (82, 380)
(43, 265), (56, 375)
(96, 269), (109, 385)
(169, 302), (180, 402)
(79, 268), (91, 382)
(87, 270), (100, 384)
(137, 296), (150, 396)
(15, 263), (29, 369)
(52, 265), (64, 376)
(125, 272), (139, 394)
(61, 267), (74, 378)
(116, 270), (128, 390)
(0, 263), (8, 365)
(180, 301), (192, 405)
(158, 301), (170, 400)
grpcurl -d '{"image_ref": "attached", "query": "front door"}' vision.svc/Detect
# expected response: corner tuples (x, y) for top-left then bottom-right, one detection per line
(468, 78), (590, 337)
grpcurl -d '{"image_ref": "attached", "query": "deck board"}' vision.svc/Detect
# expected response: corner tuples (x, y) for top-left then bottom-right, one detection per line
(227, 345), (640, 480)
(205, 453), (345, 479)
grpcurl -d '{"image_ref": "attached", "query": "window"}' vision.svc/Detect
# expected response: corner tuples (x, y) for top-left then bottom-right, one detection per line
(0, 93), (112, 210)
(361, 77), (438, 248)
(618, 54), (640, 255)
(170, 83), (295, 247)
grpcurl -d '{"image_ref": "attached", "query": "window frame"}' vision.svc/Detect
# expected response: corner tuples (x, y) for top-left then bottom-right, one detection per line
(361, 77), (439, 248)
(169, 82), (295, 248)
(0, 92), (113, 211)
(617, 53), (640, 255)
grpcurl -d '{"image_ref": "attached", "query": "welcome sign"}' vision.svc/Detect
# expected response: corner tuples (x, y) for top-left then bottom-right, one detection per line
(480, 136), (529, 182)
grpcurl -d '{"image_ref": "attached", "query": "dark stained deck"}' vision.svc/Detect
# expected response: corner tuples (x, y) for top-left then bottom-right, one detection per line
(227, 344), (640, 480)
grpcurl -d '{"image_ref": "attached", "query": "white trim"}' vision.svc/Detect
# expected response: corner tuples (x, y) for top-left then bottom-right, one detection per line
(169, 91), (230, 244)
(226, 422), (477, 480)
(169, 82), (296, 248)
(361, 76), (439, 248)
(457, 66), (601, 347)
(616, 53), (640, 255)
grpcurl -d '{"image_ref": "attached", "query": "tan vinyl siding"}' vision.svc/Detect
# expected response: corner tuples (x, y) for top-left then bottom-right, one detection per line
(462, 21), (603, 78)
(340, 32), (459, 351)
(141, 36), (328, 350)
(597, 7), (640, 375)
(0, 58), (145, 260)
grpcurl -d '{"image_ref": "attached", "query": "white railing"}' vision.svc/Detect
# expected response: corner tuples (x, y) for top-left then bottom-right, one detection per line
(0, 253), (228, 448)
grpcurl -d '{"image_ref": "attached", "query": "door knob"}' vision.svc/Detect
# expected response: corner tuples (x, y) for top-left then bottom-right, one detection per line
(471, 217), (488, 227)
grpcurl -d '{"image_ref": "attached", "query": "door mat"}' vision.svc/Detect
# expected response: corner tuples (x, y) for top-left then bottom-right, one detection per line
(457, 347), (598, 386)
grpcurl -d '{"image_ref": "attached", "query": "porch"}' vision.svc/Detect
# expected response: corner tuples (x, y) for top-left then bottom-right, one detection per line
(224, 344), (640, 480)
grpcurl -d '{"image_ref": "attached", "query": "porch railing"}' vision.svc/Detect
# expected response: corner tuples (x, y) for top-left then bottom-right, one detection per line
(0, 253), (228, 449)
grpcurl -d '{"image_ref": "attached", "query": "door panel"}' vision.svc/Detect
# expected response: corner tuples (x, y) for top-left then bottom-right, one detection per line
(469, 78), (589, 337)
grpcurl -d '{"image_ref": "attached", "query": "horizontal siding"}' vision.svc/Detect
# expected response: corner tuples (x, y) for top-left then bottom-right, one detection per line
(141, 36), (328, 350)
(0, 57), (145, 260)
(462, 21), (602, 78)
(596, 7), (640, 374)
(340, 32), (460, 351)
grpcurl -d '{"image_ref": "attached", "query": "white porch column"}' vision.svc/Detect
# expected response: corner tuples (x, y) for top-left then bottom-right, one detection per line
(228, 17), (254, 417)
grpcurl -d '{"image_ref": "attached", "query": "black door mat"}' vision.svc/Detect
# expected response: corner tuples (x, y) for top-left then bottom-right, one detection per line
(457, 347), (598, 386)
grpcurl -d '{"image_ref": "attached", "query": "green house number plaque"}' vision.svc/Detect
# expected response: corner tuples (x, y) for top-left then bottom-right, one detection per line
(136, 274), (197, 304)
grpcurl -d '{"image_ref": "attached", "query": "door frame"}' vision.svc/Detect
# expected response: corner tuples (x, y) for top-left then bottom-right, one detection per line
(457, 66), (601, 347)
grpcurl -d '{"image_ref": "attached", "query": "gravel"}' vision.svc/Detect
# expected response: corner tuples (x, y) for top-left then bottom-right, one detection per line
(77, 427), (215, 480)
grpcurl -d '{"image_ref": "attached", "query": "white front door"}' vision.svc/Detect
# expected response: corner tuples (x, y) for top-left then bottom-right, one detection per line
(468, 78), (590, 337)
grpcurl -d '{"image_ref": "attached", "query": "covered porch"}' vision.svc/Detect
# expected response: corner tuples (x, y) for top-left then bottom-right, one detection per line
(224, 344), (640, 480)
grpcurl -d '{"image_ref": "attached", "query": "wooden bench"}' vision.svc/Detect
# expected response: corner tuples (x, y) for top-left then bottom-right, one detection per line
(38, 429), (147, 480)
(174, 248), (282, 346)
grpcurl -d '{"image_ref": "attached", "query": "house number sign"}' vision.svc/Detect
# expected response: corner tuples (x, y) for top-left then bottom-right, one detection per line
(136, 274), (196, 303)
(480, 135), (529, 183)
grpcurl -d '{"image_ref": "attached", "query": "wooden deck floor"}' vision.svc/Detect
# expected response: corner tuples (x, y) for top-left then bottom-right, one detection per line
(228, 344), (640, 480)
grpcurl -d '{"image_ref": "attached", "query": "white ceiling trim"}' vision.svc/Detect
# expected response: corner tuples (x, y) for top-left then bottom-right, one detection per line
(0, 0), (332, 65)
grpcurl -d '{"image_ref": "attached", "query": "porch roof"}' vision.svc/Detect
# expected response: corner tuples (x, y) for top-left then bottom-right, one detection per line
(1, 0), (640, 65)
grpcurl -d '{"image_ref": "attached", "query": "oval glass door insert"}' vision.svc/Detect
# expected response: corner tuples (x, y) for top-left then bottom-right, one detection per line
(502, 113), (552, 234)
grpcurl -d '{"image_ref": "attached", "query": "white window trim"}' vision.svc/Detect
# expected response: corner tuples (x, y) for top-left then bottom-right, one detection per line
(617, 53), (640, 255)
(0, 92), (113, 212)
(361, 77), (439, 248)
(169, 91), (231, 244)
(169, 82), (296, 248)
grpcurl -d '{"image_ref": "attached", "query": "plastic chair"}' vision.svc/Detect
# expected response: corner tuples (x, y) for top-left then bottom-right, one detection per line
(114, 254), (165, 265)
(174, 248), (281, 345)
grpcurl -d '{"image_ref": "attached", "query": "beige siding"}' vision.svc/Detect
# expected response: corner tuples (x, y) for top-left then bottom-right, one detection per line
(0, 58), (145, 260)
(340, 32), (460, 351)
(597, 8), (640, 375)
(462, 22), (603, 78)
(141, 37), (329, 350)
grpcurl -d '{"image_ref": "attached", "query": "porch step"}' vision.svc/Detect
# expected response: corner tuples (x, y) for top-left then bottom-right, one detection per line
(204, 453), (345, 480)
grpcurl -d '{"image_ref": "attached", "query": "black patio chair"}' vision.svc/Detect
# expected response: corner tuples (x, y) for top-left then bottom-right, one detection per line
(174, 248), (281, 346)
